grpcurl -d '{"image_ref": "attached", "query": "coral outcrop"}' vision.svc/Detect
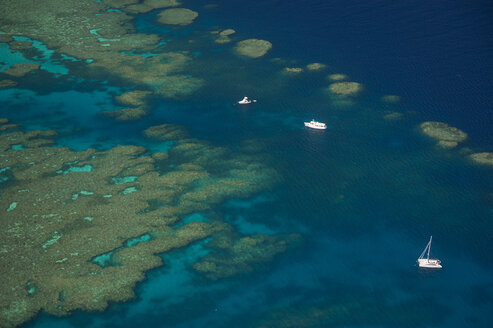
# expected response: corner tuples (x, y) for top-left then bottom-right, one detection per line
(306, 63), (327, 71)
(0, 80), (18, 89)
(157, 8), (198, 25)
(214, 29), (236, 44)
(327, 73), (348, 81)
(193, 225), (301, 280)
(109, 0), (181, 14)
(381, 94), (401, 104)
(283, 67), (303, 74)
(143, 124), (188, 141)
(469, 152), (493, 166)
(100, 90), (153, 121)
(100, 107), (148, 121)
(419, 121), (467, 148)
(327, 81), (363, 96)
(3, 63), (40, 77)
(235, 39), (272, 58)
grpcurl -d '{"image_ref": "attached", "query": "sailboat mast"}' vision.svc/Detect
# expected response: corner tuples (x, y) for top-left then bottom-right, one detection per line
(427, 236), (432, 259)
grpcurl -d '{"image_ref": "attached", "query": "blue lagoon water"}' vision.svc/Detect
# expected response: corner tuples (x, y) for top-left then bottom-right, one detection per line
(2, 0), (493, 327)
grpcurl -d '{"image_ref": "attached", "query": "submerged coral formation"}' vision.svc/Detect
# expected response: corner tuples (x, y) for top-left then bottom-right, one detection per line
(306, 62), (327, 71)
(143, 124), (188, 141)
(383, 111), (404, 121)
(256, 294), (446, 327)
(100, 107), (148, 121)
(0, 80), (18, 89)
(0, 119), (279, 328)
(8, 40), (33, 50)
(115, 90), (153, 107)
(283, 67), (303, 74)
(235, 39), (273, 58)
(0, 0), (203, 99)
(100, 90), (153, 121)
(469, 152), (493, 166)
(3, 63), (40, 77)
(381, 94), (401, 104)
(219, 29), (236, 36)
(193, 226), (301, 280)
(419, 121), (467, 148)
(214, 29), (236, 44)
(0, 34), (13, 42)
(327, 73), (348, 81)
(115, 0), (181, 14)
(157, 8), (198, 25)
(327, 81), (363, 96)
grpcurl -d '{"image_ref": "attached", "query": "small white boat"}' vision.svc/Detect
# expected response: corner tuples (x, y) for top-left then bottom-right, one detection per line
(304, 120), (327, 130)
(417, 236), (442, 269)
(238, 96), (256, 104)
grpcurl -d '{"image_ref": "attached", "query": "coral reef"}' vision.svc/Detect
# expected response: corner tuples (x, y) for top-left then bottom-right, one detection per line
(102, 0), (180, 13)
(213, 29), (236, 43)
(0, 119), (279, 328)
(219, 29), (236, 37)
(193, 225), (301, 280)
(469, 152), (493, 166)
(419, 121), (467, 148)
(125, 0), (180, 14)
(8, 40), (33, 50)
(327, 73), (348, 81)
(256, 294), (446, 328)
(100, 107), (148, 121)
(283, 67), (303, 74)
(143, 124), (188, 141)
(0, 80), (18, 89)
(381, 94), (401, 104)
(306, 62), (327, 71)
(0, 34), (13, 42)
(157, 8), (198, 25)
(382, 111), (404, 121)
(100, 90), (153, 121)
(327, 81), (363, 96)
(214, 36), (231, 44)
(115, 90), (152, 107)
(3, 63), (40, 77)
(0, 0), (203, 99)
(235, 39), (272, 58)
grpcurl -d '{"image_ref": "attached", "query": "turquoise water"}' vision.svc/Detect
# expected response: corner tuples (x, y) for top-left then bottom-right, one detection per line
(2, 0), (493, 327)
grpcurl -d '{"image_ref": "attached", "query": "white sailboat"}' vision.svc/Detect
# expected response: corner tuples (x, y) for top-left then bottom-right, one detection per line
(417, 236), (442, 269)
(238, 96), (256, 104)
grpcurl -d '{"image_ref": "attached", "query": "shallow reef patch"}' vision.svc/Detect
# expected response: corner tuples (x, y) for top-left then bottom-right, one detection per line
(3, 63), (40, 77)
(235, 39), (273, 58)
(327, 73), (348, 81)
(0, 0), (203, 99)
(157, 8), (199, 26)
(381, 94), (401, 104)
(193, 225), (301, 280)
(419, 121), (467, 148)
(143, 123), (188, 141)
(327, 81), (363, 96)
(306, 62), (327, 71)
(0, 119), (281, 328)
(469, 152), (493, 166)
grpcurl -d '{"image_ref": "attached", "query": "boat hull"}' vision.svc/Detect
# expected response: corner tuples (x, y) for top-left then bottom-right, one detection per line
(304, 122), (327, 129)
(417, 258), (442, 269)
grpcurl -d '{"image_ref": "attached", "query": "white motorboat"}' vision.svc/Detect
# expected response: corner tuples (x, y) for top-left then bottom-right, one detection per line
(417, 236), (442, 269)
(238, 96), (256, 104)
(304, 120), (327, 130)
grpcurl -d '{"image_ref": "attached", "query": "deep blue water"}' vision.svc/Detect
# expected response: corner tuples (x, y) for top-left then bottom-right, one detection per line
(2, 0), (493, 327)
